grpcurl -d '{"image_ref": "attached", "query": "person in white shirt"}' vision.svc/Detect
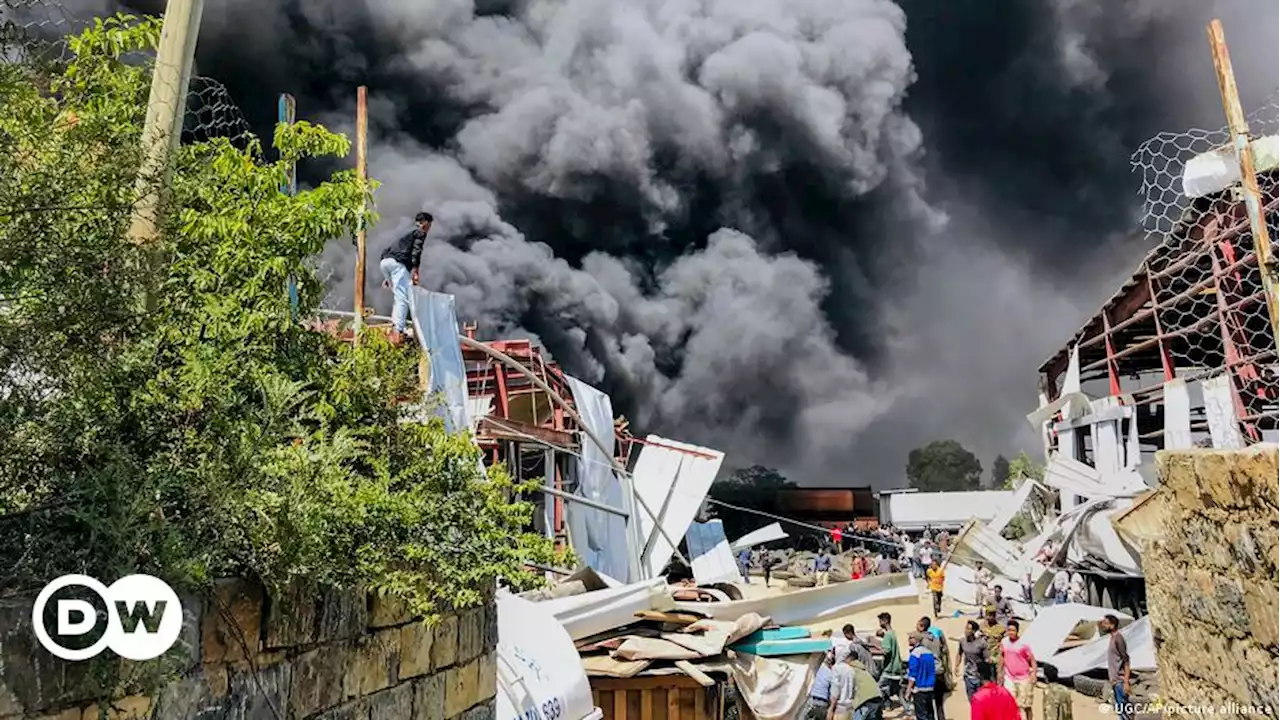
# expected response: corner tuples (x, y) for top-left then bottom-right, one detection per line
(974, 561), (995, 608)
(1069, 572), (1087, 604)
(1052, 568), (1070, 604)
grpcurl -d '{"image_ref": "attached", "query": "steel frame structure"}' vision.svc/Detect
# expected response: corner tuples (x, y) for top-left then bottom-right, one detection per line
(316, 314), (636, 548)
(460, 326), (635, 548)
(1039, 170), (1278, 455)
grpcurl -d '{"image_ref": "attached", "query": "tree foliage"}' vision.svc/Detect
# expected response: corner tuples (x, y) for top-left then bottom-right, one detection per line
(707, 465), (795, 541)
(1005, 451), (1045, 489)
(990, 454), (1011, 489)
(0, 15), (561, 623)
(905, 440), (983, 492)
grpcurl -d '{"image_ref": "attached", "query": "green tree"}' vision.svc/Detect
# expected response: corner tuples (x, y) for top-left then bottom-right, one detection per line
(991, 454), (1011, 489)
(1005, 451), (1045, 489)
(905, 440), (983, 492)
(0, 14), (560, 627)
(708, 465), (795, 541)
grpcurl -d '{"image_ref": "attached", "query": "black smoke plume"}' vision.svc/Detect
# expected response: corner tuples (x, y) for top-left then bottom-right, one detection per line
(50, 0), (1280, 485)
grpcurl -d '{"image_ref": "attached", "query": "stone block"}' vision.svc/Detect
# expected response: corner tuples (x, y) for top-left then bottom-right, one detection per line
(368, 594), (413, 629)
(368, 683), (413, 720)
(227, 661), (291, 720)
(482, 602), (498, 652)
(399, 621), (435, 679)
(265, 581), (318, 649)
(318, 588), (368, 644)
(202, 579), (264, 665)
(316, 698), (371, 720)
(1158, 452), (1200, 509)
(149, 675), (228, 720)
(345, 629), (400, 698)
(0, 598), (100, 715)
(1242, 581), (1280, 649)
(1232, 445), (1279, 510)
(476, 653), (497, 704)
(431, 615), (459, 671)
(1178, 516), (1237, 573)
(413, 675), (445, 720)
(1192, 451), (1238, 509)
(1243, 523), (1279, 579)
(457, 699), (496, 720)
(1240, 644), (1280, 709)
(290, 645), (349, 717)
(1213, 578), (1250, 640)
(444, 660), (480, 718)
(457, 608), (483, 664)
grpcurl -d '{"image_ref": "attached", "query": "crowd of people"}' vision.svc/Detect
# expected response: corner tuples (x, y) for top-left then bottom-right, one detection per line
(803, 604), (1133, 720)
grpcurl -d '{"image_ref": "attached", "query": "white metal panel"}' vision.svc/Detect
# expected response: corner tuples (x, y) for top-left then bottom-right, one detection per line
(1163, 379), (1193, 449)
(1019, 603), (1132, 662)
(1202, 374), (1245, 449)
(674, 573), (917, 625)
(540, 578), (671, 641)
(884, 491), (1014, 530)
(496, 593), (601, 720)
(731, 523), (789, 552)
(685, 520), (741, 585)
(987, 480), (1036, 536)
(1048, 616), (1156, 676)
(632, 435), (725, 579)
(565, 376), (632, 582)
(410, 290), (470, 433)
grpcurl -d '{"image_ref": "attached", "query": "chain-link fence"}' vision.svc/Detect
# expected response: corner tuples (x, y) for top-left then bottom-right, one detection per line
(2, 0), (254, 169)
(1042, 95), (1278, 451)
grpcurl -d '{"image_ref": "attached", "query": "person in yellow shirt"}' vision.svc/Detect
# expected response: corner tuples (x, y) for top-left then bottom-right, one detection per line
(926, 558), (946, 618)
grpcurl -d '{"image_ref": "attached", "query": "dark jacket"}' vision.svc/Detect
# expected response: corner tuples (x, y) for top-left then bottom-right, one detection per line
(381, 228), (426, 270)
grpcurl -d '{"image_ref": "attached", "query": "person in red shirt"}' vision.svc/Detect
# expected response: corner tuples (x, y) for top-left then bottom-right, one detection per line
(970, 661), (1021, 720)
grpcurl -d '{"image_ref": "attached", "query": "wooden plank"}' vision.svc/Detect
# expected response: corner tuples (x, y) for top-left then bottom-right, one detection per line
(591, 676), (706, 691)
(694, 687), (707, 718)
(614, 689), (628, 720)
(673, 660), (715, 688)
(640, 689), (654, 720)
(666, 689), (680, 720)
(634, 610), (703, 625)
(729, 636), (831, 656)
(679, 687), (696, 718)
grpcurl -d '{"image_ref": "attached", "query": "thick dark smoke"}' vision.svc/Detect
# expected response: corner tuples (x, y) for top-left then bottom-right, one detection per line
(60, 0), (1279, 485)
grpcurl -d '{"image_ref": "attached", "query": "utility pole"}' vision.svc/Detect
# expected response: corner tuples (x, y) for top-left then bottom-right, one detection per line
(1206, 19), (1279, 353)
(127, 0), (205, 246)
(278, 93), (299, 321)
(353, 86), (369, 342)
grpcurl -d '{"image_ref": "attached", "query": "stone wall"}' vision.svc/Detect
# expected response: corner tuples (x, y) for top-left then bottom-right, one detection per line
(0, 580), (497, 720)
(1147, 445), (1278, 711)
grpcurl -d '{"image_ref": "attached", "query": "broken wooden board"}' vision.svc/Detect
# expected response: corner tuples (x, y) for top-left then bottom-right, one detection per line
(635, 610), (704, 625)
(674, 660), (716, 687)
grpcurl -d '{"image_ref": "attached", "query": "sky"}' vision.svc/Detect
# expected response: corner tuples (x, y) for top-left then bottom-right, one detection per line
(48, 0), (1280, 487)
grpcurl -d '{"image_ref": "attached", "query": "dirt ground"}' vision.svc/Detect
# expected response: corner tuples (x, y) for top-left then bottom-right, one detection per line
(741, 576), (1112, 720)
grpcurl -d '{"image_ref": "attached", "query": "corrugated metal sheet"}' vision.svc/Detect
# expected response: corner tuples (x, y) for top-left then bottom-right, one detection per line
(777, 488), (874, 515)
(882, 491), (1014, 530)
(566, 376), (632, 582)
(633, 436), (725, 579)
(684, 520), (741, 585)
(730, 523), (788, 552)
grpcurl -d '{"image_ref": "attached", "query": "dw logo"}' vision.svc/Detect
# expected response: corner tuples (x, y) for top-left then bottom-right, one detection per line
(32, 574), (184, 661)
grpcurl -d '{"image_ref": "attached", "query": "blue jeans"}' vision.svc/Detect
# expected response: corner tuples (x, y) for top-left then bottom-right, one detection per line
(964, 677), (981, 700)
(1113, 682), (1132, 720)
(379, 257), (412, 332)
